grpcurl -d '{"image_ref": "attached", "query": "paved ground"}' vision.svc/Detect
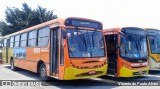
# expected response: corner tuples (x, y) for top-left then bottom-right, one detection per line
(0, 64), (160, 89)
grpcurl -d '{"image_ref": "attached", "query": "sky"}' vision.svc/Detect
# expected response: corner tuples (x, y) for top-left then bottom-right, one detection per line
(0, 0), (160, 29)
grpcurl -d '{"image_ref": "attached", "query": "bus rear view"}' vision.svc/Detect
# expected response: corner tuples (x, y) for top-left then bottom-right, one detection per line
(104, 27), (148, 77)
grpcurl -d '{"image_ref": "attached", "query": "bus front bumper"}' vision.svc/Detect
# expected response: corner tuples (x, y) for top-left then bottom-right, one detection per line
(119, 66), (148, 77)
(63, 64), (108, 80)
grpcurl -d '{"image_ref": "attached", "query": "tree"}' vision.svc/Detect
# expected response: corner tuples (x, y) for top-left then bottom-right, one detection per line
(0, 3), (57, 36)
(0, 21), (13, 36)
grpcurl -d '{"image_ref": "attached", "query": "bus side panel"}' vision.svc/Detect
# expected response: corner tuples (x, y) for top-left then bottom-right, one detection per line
(14, 59), (19, 67)
(2, 48), (6, 63)
(8, 48), (13, 64)
(40, 47), (50, 76)
(40, 47), (49, 63)
(25, 47), (41, 72)
(21, 60), (37, 72)
(2, 48), (13, 64)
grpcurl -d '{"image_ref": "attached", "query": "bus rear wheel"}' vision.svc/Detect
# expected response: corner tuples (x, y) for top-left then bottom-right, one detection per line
(11, 59), (16, 71)
(39, 63), (49, 81)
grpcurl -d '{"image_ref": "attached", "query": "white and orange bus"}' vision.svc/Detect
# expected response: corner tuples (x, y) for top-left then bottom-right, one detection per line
(2, 17), (108, 80)
(103, 27), (148, 77)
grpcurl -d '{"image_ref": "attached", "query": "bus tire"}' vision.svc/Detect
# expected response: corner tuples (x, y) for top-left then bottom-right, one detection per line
(11, 59), (17, 71)
(39, 63), (49, 81)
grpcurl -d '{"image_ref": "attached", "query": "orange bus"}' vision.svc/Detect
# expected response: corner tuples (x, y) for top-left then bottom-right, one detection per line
(2, 17), (107, 80)
(103, 27), (148, 77)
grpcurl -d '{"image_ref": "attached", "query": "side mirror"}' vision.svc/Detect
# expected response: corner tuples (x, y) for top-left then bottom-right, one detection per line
(118, 31), (124, 36)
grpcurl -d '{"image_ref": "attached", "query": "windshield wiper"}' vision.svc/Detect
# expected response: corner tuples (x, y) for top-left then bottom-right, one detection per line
(91, 31), (97, 48)
(86, 31), (93, 57)
(137, 36), (145, 51)
(75, 29), (87, 51)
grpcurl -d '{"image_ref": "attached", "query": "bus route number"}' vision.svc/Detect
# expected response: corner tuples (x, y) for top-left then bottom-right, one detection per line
(34, 48), (40, 53)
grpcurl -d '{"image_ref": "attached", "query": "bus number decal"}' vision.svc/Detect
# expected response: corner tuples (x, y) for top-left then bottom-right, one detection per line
(34, 48), (40, 53)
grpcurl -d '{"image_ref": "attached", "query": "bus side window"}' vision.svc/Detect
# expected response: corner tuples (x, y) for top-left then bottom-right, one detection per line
(20, 33), (27, 47)
(38, 27), (49, 47)
(14, 35), (20, 47)
(28, 30), (37, 47)
(10, 36), (14, 48)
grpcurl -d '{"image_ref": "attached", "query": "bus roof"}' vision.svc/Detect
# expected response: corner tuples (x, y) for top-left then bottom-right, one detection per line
(3, 18), (65, 39)
(3, 17), (103, 39)
(146, 28), (160, 31)
(103, 28), (121, 35)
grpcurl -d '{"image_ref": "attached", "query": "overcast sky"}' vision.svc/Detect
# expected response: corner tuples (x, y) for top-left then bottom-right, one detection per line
(0, 0), (160, 29)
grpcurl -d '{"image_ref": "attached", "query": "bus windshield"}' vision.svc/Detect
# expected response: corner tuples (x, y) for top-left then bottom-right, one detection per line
(120, 33), (148, 59)
(66, 28), (105, 58)
(148, 34), (160, 54)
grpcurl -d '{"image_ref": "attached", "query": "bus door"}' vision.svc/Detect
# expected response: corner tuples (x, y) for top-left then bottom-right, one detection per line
(50, 28), (59, 76)
(105, 34), (118, 76)
(6, 39), (10, 63)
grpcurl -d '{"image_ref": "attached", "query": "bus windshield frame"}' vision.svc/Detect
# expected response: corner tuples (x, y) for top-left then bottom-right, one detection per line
(120, 28), (148, 60)
(66, 28), (106, 58)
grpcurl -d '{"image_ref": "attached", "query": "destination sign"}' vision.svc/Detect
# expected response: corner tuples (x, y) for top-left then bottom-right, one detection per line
(122, 27), (146, 36)
(147, 29), (160, 36)
(65, 18), (103, 29)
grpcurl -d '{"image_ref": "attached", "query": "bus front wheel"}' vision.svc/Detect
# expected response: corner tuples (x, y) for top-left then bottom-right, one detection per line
(39, 63), (49, 81)
(11, 59), (17, 71)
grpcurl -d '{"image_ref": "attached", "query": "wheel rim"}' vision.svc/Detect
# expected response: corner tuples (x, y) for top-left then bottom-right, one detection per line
(41, 67), (46, 77)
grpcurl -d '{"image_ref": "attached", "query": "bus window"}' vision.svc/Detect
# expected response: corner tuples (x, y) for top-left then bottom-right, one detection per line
(28, 30), (37, 47)
(20, 33), (27, 47)
(10, 36), (14, 48)
(38, 27), (49, 46)
(14, 35), (20, 47)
